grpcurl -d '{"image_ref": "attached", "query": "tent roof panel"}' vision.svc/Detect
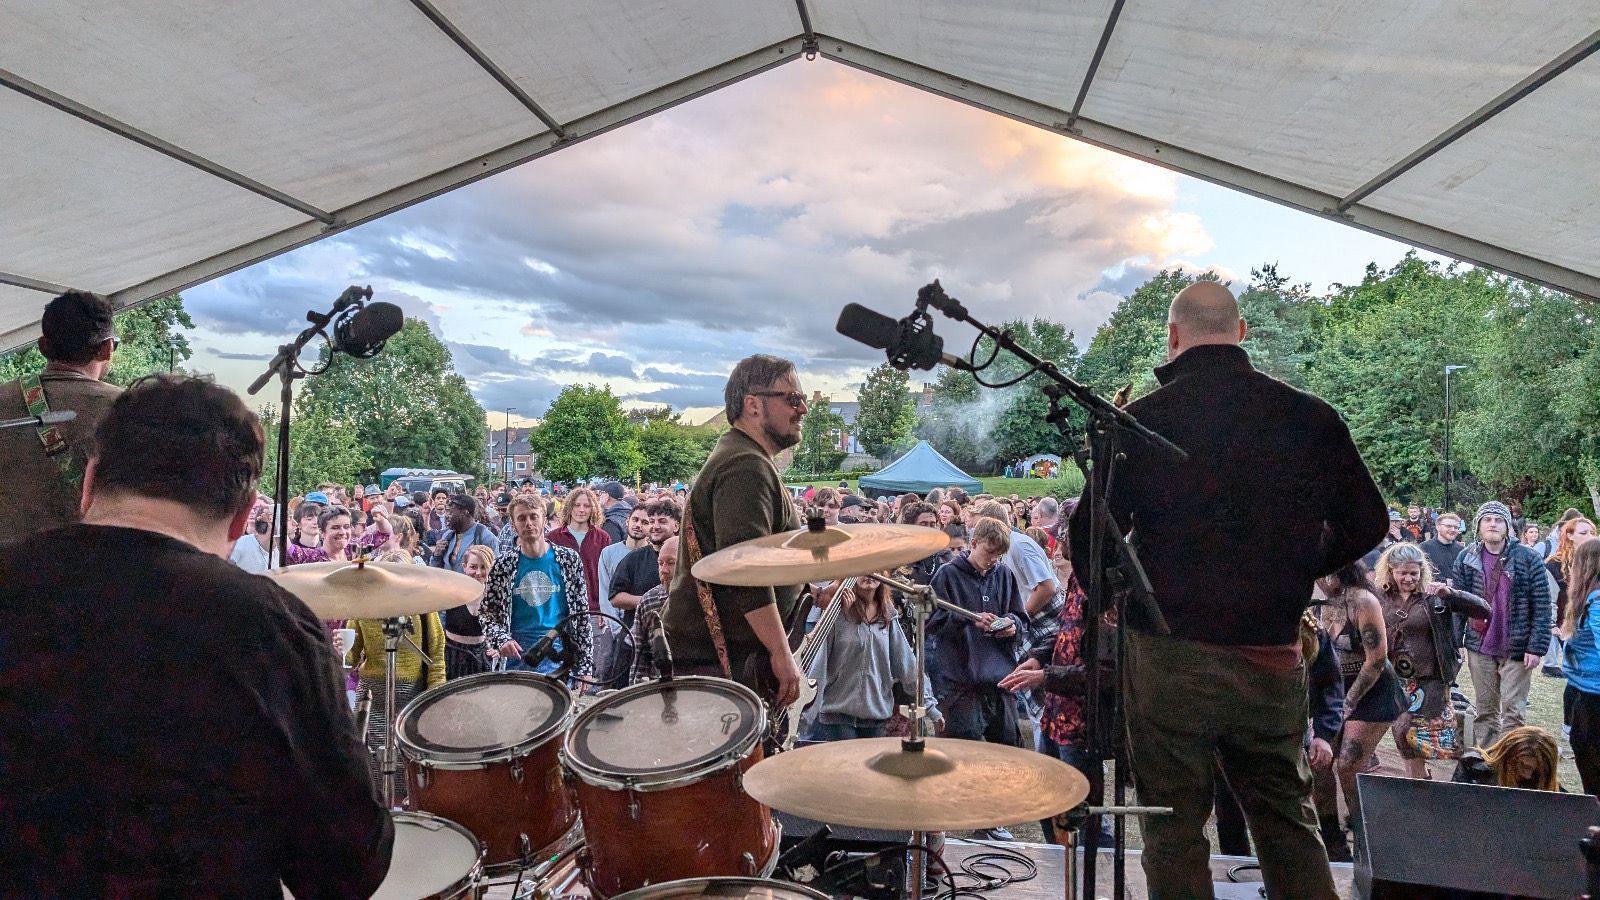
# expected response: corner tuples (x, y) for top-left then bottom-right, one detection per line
(0, 286), (49, 345)
(1366, 54), (1600, 281)
(807, 0), (1114, 111)
(1079, 1), (1599, 198)
(0, 90), (306, 293)
(429, 0), (800, 125)
(4, 0), (541, 212)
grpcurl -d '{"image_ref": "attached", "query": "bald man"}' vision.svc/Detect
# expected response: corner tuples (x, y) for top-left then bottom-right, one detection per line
(1069, 280), (1386, 899)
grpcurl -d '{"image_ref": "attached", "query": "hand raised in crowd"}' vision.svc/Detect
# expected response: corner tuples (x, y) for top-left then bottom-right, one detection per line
(998, 658), (1045, 693)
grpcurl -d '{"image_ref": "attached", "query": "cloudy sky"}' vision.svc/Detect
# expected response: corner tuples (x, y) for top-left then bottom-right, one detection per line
(184, 59), (1428, 426)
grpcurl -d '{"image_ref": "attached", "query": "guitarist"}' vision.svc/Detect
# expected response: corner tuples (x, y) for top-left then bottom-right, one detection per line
(662, 355), (806, 710)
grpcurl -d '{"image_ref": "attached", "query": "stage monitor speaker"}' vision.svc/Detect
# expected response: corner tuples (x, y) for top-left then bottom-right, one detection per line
(1357, 773), (1600, 899)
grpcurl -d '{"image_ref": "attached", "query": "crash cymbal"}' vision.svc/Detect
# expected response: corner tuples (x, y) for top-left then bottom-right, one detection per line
(742, 737), (1088, 831)
(691, 524), (950, 587)
(267, 560), (481, 621)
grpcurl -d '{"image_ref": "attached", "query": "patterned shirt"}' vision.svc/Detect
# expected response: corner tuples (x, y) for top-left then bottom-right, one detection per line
(629, 584), (671, 684)
(1041, 576), (1087, 747)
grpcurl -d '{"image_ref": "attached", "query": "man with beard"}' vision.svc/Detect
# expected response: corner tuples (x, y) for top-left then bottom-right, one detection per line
(664, 355), (806, 709)
(1421, 512), (1466, 587)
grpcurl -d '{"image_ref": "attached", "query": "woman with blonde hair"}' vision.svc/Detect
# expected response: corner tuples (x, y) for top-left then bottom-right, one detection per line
(1373, 542), (1488, 777)
(1559, 539), (1600, 793)
(443, 544), (496, 679)
(547, 485), (611, 615)
(1454, 726), (1562, 792)
(801, 573), (937, 740)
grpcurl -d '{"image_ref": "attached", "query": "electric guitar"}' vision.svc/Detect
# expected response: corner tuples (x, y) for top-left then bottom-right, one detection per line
(769, 576), (858, 751)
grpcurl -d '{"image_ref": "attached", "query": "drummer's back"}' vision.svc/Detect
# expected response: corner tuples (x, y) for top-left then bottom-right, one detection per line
(0, 522), (391, 896)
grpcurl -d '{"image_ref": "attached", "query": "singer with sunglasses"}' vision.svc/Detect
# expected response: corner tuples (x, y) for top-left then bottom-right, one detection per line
(0, 290), (123, 543)
(662, 355), (810, 710)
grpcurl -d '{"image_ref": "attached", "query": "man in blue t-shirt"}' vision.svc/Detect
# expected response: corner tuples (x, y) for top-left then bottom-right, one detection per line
(510, 539), (568, 675)
(480, 496), (593, 679)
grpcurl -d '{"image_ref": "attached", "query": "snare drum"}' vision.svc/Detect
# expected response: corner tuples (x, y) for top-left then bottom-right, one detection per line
(611, 878), (828, 900)
(282, 811), (482, 900)
(562, 677), (779, 898)
(396, 671), (579, 871)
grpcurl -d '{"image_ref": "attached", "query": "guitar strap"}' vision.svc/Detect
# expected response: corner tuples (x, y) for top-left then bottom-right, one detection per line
(680, 495), (733, 678)
(19, 373), (76, 481)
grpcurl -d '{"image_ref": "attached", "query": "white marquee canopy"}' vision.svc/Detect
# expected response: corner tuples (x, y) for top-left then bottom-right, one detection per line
(3, 2), (1597, 351)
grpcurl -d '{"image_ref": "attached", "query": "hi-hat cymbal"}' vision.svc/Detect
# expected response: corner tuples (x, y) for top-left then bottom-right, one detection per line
(742, 737), (1088, 831)
(267, 561), (482, 620)
(691, 524), (949, 587)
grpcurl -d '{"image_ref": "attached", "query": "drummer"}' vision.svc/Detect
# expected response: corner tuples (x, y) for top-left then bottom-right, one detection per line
(0, 374), (393, 895)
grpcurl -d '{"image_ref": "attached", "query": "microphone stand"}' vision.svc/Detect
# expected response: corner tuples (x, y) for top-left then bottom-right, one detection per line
(247, 286), (372, 564)
(912, 280), (1186, 900)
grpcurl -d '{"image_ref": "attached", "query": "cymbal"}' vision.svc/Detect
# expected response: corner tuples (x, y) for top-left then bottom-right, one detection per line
(691, 524), (949, 587)
(742, 737), (1088, 831)
(267, 561), (481, 620)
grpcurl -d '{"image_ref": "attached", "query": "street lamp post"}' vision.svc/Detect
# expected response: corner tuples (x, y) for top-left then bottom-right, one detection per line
(503, 407), (516, 485)
(1444, 365), (1467, 510)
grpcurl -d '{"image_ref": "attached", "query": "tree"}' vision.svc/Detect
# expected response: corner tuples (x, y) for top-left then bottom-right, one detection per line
(1305, 255), (1497, 505)
(636, 410), (718, 483)
(854, 363), (916, 460)
(528, 384), (642, 483)
(259, 402), (370, 497)
(917, 318), (1081, 471)
(293, 318), (487, 483)
(794, 398), (847, 474)
(0, 294), (194, 385)
(1237, 264), (1318, 388)
(1077, 268), (1222, 398)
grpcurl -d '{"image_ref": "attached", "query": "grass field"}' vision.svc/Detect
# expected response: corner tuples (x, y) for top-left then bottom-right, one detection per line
(783, 472), (1086, 499)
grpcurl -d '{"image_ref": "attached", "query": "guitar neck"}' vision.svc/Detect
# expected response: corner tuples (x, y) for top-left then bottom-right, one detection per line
(798, 577), (855, 670)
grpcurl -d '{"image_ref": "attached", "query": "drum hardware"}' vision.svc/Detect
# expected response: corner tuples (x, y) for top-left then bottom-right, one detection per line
(741, 852), (758, 876)
(511, 757), (525, 784)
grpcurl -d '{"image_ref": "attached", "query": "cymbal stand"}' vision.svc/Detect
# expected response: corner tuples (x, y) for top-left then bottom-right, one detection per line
(379, 614), (425, 809)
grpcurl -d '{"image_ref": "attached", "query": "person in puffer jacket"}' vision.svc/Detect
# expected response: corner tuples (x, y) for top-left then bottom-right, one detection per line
(1452, 500), (1552, 748)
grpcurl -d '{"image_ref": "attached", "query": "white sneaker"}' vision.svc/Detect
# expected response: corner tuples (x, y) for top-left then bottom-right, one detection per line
(979, 826), (1014, 841)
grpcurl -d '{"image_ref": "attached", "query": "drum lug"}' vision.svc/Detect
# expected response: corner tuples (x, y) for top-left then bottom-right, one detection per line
(742, 852), (758, 876)
(511, 758), (525, 784)
(417, 765), (428, 790)
(626, 788), (642, 822)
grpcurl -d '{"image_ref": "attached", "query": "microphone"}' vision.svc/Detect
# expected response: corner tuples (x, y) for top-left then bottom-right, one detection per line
(0, 410), (76, 430)
(333, 301), (403, 358)
(836, 303), (968, 371)
(520, 626), (563, 669)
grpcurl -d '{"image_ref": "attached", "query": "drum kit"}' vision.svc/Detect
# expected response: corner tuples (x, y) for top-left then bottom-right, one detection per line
(271, 518), (1090, 900)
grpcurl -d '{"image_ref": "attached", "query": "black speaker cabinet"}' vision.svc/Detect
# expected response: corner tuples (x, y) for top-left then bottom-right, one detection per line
(1356, 773), (1600, 899)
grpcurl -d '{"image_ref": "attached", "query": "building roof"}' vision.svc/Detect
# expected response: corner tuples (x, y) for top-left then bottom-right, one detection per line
(4, 4), (1596, 350)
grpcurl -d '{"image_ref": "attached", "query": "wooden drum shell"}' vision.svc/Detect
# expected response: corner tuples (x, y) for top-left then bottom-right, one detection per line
(405, 735), (577, 870)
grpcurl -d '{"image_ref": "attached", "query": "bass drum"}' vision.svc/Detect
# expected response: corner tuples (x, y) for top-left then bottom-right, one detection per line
(396, 671), (579, 872)
(562, 677), (778, 898)
(611, 878), (828, 900)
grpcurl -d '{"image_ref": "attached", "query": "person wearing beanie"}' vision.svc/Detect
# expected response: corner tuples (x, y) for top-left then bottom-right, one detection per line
(1452, 499), (1552, 748)
(0, 290), (123, 542)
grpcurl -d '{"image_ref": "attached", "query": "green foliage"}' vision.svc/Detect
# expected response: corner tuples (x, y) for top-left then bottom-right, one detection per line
(0, 294), (193, 385)
(529, 384), (642, 484)
(1077, 269), (1222, 398)
(794, 399), (847, 475)
(854, 363), (916, 459)
(1238, 264), (1318, 388)
(636, 412), (719, 483)
(294, 319), (488, 485)
(259, 402), (371, 498)
(918, 319), (1082, 470)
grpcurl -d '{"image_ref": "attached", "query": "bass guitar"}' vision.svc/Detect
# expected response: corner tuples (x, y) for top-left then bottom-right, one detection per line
(768, 576), (857, 751)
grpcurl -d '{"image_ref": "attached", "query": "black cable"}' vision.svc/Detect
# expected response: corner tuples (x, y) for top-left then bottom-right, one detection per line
(964, 329), (1041, 389)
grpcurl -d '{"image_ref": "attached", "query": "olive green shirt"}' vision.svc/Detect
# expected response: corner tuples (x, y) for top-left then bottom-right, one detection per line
(0, 370), (121, 544)
(663, 427), (801, 665)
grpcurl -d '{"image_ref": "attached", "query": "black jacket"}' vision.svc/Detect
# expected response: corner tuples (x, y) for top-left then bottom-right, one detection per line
(1070, 344), (1388, 646)
(1452, 539), (1552, 657)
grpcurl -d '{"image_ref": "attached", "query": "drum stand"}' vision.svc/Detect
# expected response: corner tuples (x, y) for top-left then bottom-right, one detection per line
(380, 615), (429, 809)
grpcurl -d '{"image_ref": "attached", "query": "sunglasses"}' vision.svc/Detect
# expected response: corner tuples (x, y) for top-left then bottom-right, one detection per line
(751, 390), (806, 409)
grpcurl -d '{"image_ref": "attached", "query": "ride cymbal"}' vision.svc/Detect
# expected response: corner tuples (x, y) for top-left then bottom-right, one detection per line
(267, 560), (481, 620)
(691, 524), (949, 587)
(741, 737), (1088, 831)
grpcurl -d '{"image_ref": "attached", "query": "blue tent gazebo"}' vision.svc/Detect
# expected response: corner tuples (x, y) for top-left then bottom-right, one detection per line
(858, 441), (981, 496)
